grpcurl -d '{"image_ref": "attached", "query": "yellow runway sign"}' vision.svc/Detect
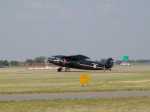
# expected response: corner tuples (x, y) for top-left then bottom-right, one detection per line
(80, 74), (91, 86)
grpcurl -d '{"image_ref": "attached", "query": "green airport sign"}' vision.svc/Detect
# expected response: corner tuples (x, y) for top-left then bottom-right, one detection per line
(122, 56), (129, 62)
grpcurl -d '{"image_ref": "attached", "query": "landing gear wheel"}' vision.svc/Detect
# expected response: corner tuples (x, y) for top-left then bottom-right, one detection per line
(57, 67), (62, 72)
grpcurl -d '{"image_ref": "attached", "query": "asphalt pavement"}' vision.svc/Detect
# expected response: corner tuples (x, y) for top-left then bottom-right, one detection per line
(0, 91), (150, 101)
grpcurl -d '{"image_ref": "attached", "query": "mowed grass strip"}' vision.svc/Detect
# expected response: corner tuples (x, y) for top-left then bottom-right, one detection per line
(0, 66), (150, 94)
(0, 97), (150, 112)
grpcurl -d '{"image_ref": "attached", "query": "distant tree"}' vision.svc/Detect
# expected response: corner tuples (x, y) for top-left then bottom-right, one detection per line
(0, 60), (3, 67)
(34, 56), (46, 64)
(0, 60), (9, 67)
(4, 60), (9, 66)
(10, 61), (19, 66)
(25, 59), (34, 66)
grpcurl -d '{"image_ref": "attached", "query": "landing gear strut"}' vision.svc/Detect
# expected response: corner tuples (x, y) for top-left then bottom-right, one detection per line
(64, 67), (70, 72)
(57, 67), (70, 72)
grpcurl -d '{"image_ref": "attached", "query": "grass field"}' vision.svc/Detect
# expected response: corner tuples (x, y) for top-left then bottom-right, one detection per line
(0, 97), (150, 112)
(0, 65), (150, 94)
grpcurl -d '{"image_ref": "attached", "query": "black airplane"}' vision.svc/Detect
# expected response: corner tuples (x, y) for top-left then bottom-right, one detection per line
(48, 55), (114, 72)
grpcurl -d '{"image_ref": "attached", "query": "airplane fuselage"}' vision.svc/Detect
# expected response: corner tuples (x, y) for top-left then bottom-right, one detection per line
(48, 55), (113, 71)
(50, 60), (105, 70)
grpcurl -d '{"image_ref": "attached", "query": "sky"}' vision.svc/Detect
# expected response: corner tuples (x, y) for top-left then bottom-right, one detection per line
(0, 0), (150, 60)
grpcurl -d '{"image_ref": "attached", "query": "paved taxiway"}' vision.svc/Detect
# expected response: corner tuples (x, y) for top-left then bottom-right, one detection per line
(0, 91), (150, 101)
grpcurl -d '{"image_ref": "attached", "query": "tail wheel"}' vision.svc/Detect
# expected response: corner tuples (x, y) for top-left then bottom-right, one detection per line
(57, 67), (62, 72)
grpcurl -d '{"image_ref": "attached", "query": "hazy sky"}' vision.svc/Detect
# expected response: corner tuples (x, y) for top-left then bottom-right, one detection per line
(0, 0), (150, 60)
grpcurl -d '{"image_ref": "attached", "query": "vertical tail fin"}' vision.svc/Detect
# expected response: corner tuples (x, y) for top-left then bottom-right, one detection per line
(105, 58), (114, 69)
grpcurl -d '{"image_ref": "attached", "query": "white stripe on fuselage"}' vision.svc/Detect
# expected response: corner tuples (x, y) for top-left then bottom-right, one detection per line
(79, 63), (103, 69)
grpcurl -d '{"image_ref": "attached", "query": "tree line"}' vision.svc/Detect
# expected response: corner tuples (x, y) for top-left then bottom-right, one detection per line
(0, 57), (150, 67)
(0, 60), (19, 67)
(0, 56), (46, 67)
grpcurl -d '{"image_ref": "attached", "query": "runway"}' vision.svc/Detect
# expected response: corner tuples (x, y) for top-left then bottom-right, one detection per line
(0, 91), (150, 101)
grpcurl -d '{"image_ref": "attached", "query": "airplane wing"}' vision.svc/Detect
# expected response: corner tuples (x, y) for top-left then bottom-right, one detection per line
(65, 55), (90, 61)
(53, 55), (89, 61)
